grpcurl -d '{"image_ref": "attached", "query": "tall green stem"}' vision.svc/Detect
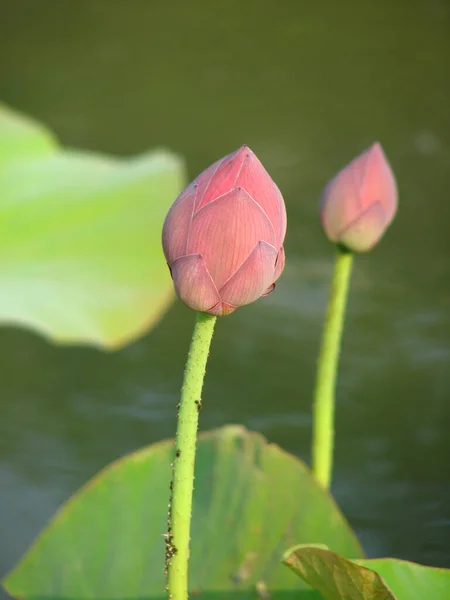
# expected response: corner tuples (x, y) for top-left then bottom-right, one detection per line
(166, 312), (217, 599)
(312, 247), (354, 489)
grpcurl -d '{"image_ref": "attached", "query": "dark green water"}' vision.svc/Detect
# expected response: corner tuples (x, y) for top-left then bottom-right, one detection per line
(1, 0), (450, 588)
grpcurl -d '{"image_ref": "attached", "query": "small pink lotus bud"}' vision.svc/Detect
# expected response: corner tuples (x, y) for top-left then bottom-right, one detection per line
(162, 145), (287, 316)
(320, 142), (398, 253)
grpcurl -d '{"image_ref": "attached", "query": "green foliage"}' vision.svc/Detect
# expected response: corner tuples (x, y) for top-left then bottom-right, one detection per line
(283, 544), (450, 600)
(3, 426), (362, 599)
(0, 103), (185, 349)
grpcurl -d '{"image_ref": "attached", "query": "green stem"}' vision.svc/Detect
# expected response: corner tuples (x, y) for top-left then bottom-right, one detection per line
(167, 312), (217, 599)
(312, 247), (354, 489)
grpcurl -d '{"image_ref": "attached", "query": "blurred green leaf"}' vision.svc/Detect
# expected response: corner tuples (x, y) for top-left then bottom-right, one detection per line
(3, 426), (362, 599)
(358, 558), (450, 600)
(283, 544), (450, 600)
(0, 103), (185, 348)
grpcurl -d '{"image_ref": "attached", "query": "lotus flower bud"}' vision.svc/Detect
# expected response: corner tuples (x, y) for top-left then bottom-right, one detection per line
(162, 145), (287, 316)
(320, 142), (398, 253)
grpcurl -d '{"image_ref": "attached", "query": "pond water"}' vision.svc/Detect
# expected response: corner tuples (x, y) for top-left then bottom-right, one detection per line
(1, 0), (450, 591)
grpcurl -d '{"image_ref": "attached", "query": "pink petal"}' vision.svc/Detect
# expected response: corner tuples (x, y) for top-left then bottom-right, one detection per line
(321, 142), (398, 247)
(339, 202), (387, 253)
(273, 246), (285, 282)
(261, 284), (275, 296)
(187, 188), (275, 289)
(360, 142), (398, 220)
(194, 147), (247, 211)
(192, 157), (222, 211)
(162, 182), (196, 263)
(206, 301), (237, 317)
(261, 246), (285, 296)
(219, 241), (278, 307)
(170, 254), (221, 312)
(236, 148), (287, 248)
(320, 165), (361, 242)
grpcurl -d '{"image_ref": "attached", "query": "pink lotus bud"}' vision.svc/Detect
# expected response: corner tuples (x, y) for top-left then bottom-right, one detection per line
(162, 145), (287, 316)
(320, 142), (398, 253)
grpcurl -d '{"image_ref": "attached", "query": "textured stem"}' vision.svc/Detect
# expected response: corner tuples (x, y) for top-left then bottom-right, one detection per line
(312, 247), (354, 489)
(166, 312), (217, 599)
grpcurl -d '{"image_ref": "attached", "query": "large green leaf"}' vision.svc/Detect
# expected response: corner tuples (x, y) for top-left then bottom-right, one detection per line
(3, 426), (362, 599)
(0, 103), (185, 348)
(283, 545), (450, 600)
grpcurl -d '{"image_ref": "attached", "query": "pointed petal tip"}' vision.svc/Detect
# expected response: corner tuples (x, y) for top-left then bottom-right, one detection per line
(366, 142), (393, 170)
(233, 144), (254, 159)
(368, 140), (386, 158)
(365, 141), (397, 195)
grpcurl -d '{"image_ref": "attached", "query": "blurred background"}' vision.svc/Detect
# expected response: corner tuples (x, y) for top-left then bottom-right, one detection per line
(1, 0), (449, 590)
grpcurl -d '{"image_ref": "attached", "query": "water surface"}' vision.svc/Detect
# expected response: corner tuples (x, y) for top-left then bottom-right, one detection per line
(1, 0), (449, 589)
